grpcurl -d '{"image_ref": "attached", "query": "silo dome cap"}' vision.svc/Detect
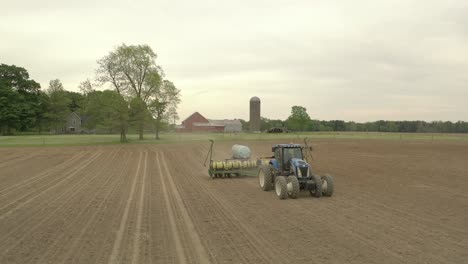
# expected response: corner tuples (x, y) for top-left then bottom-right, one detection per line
(250, 96), (260, 102)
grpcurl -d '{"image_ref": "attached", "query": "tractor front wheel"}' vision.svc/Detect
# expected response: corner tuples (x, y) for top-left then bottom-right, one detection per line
(310, 175), (322, 198)
(287, 176), (300, 199)
(275, 176), (288, 200)
(258, 166), (273, 191)
(321, 174), (334, 197)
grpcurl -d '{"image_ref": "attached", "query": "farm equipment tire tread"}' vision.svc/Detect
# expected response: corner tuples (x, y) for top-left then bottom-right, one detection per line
(275, 176), (288, 200)
(310, 175), (322, 198)
(287, 176), (300, 199)
(321, 174), (334, 197)
(259, 166), (273, 191)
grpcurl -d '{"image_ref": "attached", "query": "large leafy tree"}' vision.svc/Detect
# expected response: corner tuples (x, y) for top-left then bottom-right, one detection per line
(0, 87), (21, 135)
(0, 64), (41, 135)
(129, 97), (152, 135)
(45, 79), (70, 133)
(147, 80), (181, 139)
(78, 79), (94, 120)
(66, 91), (85, 113)
(97, 43), (164, 141)
(286, 106), (311, 131)
(260, 117), (284, 131)
(35, 92), (50, 133)
(83, 90), (129, 137)
(48, 79), (64, 93)
(78, 79), (94, 95)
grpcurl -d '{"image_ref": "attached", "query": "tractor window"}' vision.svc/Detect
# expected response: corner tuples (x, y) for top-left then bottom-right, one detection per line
(274, 148), (281, 159)
(283, 148), (303, 163)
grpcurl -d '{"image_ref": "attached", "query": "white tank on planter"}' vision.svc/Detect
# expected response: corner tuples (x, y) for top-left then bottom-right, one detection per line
(232, 144), (251, 159)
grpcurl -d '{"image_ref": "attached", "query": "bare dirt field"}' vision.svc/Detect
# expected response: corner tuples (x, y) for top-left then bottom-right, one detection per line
(0, 140), (467, 264)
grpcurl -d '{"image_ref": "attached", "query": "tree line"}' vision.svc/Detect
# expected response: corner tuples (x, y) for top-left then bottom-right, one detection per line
(241, 106), (468, 133)
(0, 44), (181, 141)
(2, 50), (466, 138)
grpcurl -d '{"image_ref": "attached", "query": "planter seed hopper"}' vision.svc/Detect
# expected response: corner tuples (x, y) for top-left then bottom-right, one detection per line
(204, 140), (258, 179)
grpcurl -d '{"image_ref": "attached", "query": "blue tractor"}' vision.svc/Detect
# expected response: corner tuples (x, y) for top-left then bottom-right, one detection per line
(257, 143), (334, 199)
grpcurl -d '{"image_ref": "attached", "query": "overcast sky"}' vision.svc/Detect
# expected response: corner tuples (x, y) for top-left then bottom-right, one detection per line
(1, 0), (467, 122)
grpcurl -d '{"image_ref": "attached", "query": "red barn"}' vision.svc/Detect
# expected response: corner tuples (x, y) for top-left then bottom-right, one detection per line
(175, 112), (225, 133)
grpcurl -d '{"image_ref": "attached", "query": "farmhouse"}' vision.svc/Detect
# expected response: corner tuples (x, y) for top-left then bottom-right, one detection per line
(65, 112), (82, 133)
(176, 112), (242, 133)
(59, 112), (91, 134)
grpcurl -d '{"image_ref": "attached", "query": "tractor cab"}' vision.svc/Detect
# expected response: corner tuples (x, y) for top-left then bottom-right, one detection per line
(272, 144), (303, 171)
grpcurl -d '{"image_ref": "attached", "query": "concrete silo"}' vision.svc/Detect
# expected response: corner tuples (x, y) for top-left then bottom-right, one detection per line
(249, 96), (261, 132)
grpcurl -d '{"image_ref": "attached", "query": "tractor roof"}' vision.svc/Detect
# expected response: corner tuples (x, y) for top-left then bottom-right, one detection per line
(272, 144), (302, 151)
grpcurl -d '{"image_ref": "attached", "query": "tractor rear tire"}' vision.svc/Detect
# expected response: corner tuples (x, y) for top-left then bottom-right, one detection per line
(310, 175), (322, 198)
(275, 176), (288, 200)
(287, 176), (300, 199)
(321, 174), (334, 197)
(258, 166), (273, 191)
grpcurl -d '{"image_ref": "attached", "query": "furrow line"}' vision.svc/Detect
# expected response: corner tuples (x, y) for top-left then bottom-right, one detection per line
(0, 151), (87, 195)
(66, 150), (135, 264)
(165, 149), (278, 264)
(155, 152), (188, 264)
(0, 151), (101, 219)
(160, 152), (212, 264)
(349, 187), (468, 235)
(131, 151), (148, 264)
(147, 151), (173, 264)
(22, 149), (123, 263)
(0, 151), (107, 257)
(164, 149), (254, 263)
(59, 151), (130, 264)
(0, 149), (46, 169)
(107, 151), (144, 264)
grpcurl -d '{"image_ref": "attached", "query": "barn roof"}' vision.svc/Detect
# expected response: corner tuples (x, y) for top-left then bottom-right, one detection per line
(179, 113), (242, 128)
(67, 111), (81, 120)
(181, 112), (207, 123)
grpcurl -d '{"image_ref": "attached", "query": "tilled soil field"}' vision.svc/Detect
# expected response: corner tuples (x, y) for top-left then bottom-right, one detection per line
(0, 140), (467, 264)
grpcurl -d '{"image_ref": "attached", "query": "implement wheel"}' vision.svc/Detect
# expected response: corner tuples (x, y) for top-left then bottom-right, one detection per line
(275, 176), (288, 200)
(321, 174), (334, 197)
(258, 166), (273, 191)
(309, 175), (322, 198)
(287, 176), (300, 199)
